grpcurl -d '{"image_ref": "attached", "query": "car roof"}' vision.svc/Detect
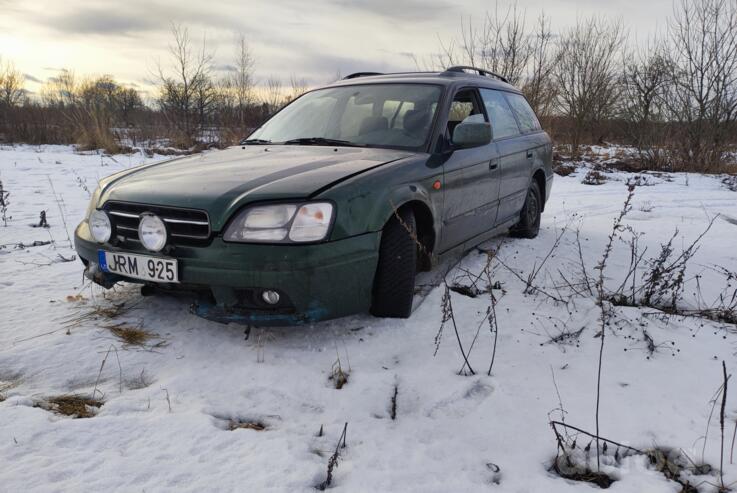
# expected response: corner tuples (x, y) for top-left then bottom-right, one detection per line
(324, 68), (522, 94)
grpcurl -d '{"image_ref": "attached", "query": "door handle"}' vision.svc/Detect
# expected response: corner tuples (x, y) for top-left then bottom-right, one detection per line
(526, 150), (534, 159)
(489, 161), (498, 170)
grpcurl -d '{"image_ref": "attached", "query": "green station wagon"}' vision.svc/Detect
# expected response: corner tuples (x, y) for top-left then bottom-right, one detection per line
(74, 66), (553, 326)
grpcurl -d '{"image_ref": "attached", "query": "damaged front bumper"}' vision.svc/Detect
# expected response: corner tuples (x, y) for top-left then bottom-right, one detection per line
(74, 220), (381, 326)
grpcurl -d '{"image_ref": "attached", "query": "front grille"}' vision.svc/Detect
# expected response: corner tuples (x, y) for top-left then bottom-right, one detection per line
(104, 201), (211, 247)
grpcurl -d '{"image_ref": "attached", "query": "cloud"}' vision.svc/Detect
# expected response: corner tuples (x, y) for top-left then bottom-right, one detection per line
(327, 0), (451, 21)
(213, 63), (237, 73)
(254, 51), (407, 87)
(23, 73), (42, 83)
(42, 8), (161, 35)
(35, 2), (261, 38)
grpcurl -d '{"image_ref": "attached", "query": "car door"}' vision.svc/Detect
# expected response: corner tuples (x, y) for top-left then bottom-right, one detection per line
(439, 88), (501, 252)
(478, 89), (528, 225)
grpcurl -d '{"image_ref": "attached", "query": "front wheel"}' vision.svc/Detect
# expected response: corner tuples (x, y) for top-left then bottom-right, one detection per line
(370, 208), (417, 318)
(510, 181), (542, 239)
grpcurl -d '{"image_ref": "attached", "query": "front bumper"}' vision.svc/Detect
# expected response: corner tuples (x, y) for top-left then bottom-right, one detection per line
(74, 221), (381, 326)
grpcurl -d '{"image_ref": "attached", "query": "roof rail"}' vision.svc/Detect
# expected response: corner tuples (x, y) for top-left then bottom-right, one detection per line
(443, 66), (509, 84)
(342, 72), (383, 80)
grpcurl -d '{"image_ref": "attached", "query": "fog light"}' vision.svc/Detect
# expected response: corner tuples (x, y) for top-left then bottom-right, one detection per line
(261, 290), (280, 305)
(138, 213), (167, 252)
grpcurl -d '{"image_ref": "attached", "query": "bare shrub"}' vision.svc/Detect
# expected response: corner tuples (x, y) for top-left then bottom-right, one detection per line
(0, 180), (10, 226)
(0, 58), (26, 108)
(665, 0), (737, 172)
(553, 163), (577, 177)
(553, 17), (626, 157)
(582, 170), (607, 185)
(723, 175), (737, 192)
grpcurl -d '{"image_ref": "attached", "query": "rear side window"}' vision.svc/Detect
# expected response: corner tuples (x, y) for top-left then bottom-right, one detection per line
(506, 93), (541, 133)
(479, 89), (520, 139)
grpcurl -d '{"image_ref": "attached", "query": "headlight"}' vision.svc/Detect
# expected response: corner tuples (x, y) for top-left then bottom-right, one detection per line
(138, 213), (168, 252)
(86, 186), (102, 220)
(223, 202), (334, 243)
(289, 203), (333, 242)
(89, 210), (112, 243)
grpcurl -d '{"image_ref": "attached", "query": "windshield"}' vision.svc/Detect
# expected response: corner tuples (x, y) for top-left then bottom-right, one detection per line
(248, 84), (442, 150)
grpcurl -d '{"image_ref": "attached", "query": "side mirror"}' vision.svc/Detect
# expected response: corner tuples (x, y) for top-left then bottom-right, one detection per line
(452, 121), (492, 148)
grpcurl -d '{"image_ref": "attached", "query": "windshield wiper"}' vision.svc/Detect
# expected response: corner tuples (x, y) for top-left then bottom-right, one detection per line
(282, 137), (363, 147)
(240, 138), (271, 145)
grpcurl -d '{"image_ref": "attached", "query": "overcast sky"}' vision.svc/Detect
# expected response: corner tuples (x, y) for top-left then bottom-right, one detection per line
(1, 0), (674, 98)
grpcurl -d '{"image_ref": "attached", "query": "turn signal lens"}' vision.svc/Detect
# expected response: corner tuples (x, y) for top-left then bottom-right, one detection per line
(289, 203), (333, 242)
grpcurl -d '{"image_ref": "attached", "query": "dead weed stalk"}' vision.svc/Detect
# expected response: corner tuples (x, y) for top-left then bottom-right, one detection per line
(317, 422), (348, 490)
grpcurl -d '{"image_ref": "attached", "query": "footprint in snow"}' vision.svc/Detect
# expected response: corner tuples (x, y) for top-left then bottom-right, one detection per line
(425, 379), (493, 418)
(720, 213), (737, 226)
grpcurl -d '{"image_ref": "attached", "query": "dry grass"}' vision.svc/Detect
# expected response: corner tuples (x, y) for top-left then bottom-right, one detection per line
(62, 300), (135, 334)
(0, 377), (21, 402)
(330, 358), (349, 390)
(105, 322), (155, 347)
(228, 419), (267, 431)
(39, 395), (104, 418)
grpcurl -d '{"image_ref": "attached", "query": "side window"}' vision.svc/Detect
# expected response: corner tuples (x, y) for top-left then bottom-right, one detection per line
(448, 89), (486, 139)
(479, 89), (520, 139)
(506, 93), (541, 133)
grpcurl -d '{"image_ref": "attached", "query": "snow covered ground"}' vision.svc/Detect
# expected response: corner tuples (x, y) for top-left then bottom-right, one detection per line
(1, 144), (736, 492)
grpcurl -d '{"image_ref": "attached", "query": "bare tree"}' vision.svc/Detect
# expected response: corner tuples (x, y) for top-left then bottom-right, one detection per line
(665, 0), (737, 171)
(553, 17), (626, 156)
(230, 33), (255, 127)
(438, 2), (532, 85)
(0, 58), (26, 108)
(155, 23), (215, 146)
(263, 76), (284, 115)
(116, 87), (144, 127)
(287, 74), (308, 102)
(620, 40), (671, 167)
(522, 12), (558, 118)
(40, 69), (77, 108)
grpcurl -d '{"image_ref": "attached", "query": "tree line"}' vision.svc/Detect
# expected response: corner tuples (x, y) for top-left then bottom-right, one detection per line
(0, 25), (304, 153)
(1, 0), (736, 172)
(434, 0), (737, 172)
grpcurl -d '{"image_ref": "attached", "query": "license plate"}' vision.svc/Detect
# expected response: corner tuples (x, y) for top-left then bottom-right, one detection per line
(98, 250), (179, 283)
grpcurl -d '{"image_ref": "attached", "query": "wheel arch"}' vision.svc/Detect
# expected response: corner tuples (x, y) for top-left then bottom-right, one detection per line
(374, 186), (439, 271)
(532, 168), (546, 211)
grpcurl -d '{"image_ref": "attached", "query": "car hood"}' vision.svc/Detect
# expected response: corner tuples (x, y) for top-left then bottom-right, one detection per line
(100, 145), (413, 231)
